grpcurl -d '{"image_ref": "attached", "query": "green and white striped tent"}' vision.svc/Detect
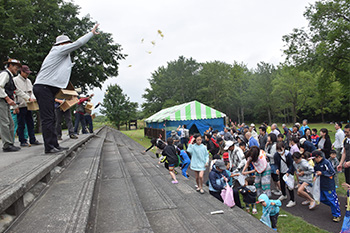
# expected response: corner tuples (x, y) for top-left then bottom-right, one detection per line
(145, 100), (226, 138)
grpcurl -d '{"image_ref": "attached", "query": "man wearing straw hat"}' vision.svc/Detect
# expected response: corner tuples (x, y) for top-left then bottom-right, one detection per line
(33, 24), (100, 154)
(0, 59), (31, 152)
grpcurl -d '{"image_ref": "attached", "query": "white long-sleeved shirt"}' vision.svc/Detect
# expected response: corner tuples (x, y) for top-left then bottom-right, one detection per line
(229, 147), (246, 172)
(0, 69), (30, 101)
(334, 128), (345, 149)
(35, 32), (94, 88)
(14, 75), (35, 108)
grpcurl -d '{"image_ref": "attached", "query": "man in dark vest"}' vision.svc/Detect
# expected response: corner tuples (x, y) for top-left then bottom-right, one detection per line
(0, 59), (31, 152)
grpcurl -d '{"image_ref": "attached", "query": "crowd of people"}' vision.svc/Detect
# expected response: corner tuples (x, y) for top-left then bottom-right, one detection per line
(146, 120), (350, 231)
(0, 24), (100, 154)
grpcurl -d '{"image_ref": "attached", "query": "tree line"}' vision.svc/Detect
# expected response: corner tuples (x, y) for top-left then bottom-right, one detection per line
(142, 0), (350, 124)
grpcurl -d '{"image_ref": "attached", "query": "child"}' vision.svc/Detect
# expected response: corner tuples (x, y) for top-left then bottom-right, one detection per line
(302, 151), (314, 167)
(293, 152), (316, 210)
(274, 142), (296, 207)
(239, 176), (257, 214)
(313, 150), (341, 222)
(311, 128), (320, 147)
(328, 149), (340, 188)
(178, 144), (191, 178)
(257, 194), (281, 230)
(162, 138), (179, 184)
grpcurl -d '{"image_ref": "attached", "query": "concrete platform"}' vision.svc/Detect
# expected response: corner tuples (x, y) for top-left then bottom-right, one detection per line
(2, 127), (273, 233)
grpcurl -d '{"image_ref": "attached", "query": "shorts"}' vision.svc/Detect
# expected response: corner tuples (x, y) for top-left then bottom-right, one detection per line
(168, 164), (175, 171)
(299, 181), (313, 187)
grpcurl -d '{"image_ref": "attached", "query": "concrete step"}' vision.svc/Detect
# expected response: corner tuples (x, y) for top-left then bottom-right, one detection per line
(112, 129), (273, 233)
(0, 128), (104, 232)
(88, 128), (153, 233)
(6, 128), (107, 233)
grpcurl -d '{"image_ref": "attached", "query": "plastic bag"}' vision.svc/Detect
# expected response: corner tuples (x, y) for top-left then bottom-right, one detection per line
(283, 174), (294, 191)
(260, 206), (272, 228)
(220, 184), (235, 208)
(233, 173), (247, 186)
(312, 175), (321, 204)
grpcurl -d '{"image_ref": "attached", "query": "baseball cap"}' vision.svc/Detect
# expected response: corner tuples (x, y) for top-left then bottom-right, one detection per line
(21, 65), (32, 74)
(224, 141), (234, 150)
(215, 160), (226, 170)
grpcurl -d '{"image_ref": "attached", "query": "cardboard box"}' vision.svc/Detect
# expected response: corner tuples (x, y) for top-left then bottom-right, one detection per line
(56, 82), (78, 100)
(27, 101), (39, 111)
(60, 96), (79, 112)
(85, 102), (94, 114)
(91, 113), (96, 120)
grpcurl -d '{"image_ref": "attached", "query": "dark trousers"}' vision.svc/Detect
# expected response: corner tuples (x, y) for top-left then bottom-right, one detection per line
(84, 114), (93, 133)
(181, 137), (188, 149)
(280, 173), (294, 201)
(18, 107), (36, 144)
(74, 113), (87, 134)
(55, 108), (74, 137)
(270, 213), (279, 229)
(33, 84), (60, 152)
(345, 167), (350, 185)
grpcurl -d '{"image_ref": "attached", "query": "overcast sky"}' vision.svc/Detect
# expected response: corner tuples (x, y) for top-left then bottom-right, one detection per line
(72, 0), (316, 110)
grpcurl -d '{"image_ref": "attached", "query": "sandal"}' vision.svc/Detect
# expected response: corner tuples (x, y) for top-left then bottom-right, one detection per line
(200, 189), (205, 194)
(302, 200), (310, 205)
(196, 188), (200, 192)
(309, 200), (316, 210)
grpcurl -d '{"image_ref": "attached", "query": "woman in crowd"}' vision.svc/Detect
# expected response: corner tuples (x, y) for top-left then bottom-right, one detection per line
(317, 128), (332, 159)
(242, 146), (271, 197)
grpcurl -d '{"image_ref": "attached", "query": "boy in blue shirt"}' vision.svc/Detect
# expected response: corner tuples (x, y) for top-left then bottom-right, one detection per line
(313, 150), (341, 222)
(178, 144), (190, 178)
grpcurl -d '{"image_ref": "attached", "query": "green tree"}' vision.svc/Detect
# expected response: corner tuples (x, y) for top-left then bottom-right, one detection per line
(283, 0), (350, 118)
(248, 62), (277, 124)
(272, 65), (313, 123)
(142, 56), (201, 116)
(101, 84), (138, 130)
(0, 0), (125, 90)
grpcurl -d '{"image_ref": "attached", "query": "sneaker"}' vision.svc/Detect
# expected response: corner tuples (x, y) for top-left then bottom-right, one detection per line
(171, 180), (178, 184)
(302, 200), (310, 205)
(333, 216), (341, 222)
(69, 134), (78, 139)
(20, 142), (30, 147)
(272, 190), (282, 196)
(278, 195), (287, 201)
(252, 208), (258, 214)
(286, 200), (296, 208)
(31, 140), (42, 145)
(3, 145), (21, 152)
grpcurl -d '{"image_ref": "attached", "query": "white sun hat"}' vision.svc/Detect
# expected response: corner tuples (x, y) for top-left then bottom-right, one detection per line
(54, 35), (72, 45)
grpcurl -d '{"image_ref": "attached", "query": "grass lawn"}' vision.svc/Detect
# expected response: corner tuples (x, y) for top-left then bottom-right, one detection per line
(121, 128), (330, 233)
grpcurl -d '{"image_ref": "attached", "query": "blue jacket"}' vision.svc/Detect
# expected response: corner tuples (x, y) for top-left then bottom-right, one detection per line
(179, 150), (191, 164)
(249, 137), (259, 148)
(274, 151), (295, 174)
(314, 157), (336, 191)
(302, 140), (316, 153)
(258, 194), (281, 217)
(209, 165), (230, 192)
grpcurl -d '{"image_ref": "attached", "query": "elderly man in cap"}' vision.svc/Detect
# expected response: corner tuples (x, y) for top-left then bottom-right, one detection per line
(14, 65), (42, 147)
(224, 140), (246, 173)
(33, 24), (100, 154)
(0, 59), (32, 152)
